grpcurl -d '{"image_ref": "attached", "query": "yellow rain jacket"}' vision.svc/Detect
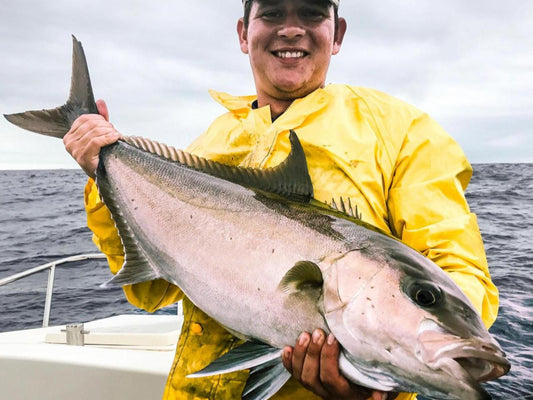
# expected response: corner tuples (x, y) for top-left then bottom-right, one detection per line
(85, 84), (499, 400)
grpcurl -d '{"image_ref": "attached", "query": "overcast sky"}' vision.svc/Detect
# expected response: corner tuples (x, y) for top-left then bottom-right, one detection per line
(1, 0), (532, 169)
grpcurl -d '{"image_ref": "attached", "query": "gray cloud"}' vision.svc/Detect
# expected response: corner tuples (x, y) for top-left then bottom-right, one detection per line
(1, 0), (531, 168)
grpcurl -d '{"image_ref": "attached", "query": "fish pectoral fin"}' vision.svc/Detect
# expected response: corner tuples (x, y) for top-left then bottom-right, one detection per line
(242, 360), (291, 400)
(188, 341), (289, 400)
(187, 341), (283, 377)
(278, 260), (323, 293)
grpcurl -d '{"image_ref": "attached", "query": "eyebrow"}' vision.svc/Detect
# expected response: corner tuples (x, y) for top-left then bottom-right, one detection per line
(256, 0), (281, 6)
(305, 0), (331, 6)
(256, 0), (330, 7)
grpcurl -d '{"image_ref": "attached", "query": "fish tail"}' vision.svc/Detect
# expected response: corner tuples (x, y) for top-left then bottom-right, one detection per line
(3, 35), (98, 139)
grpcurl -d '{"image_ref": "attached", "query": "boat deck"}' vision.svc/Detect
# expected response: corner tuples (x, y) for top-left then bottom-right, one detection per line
(0, 314), (183, 400)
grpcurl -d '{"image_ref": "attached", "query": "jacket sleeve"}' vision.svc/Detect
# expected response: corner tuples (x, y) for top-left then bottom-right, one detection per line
(84, 178), (184, 312)
(386, 113), (499, 328)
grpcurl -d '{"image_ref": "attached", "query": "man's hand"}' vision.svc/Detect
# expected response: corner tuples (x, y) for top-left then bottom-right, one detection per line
(63, 99), (121, 178)
(282, 329), (395, 400)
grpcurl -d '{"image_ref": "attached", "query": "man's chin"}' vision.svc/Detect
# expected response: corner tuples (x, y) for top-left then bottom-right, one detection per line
(273, 81), (323, 100)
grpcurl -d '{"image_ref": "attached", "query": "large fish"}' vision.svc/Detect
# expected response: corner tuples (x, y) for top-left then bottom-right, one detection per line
(5, 37), (510, 400)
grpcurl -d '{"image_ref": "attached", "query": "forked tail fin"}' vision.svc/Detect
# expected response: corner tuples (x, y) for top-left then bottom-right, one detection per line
(4, 35), (98, 139)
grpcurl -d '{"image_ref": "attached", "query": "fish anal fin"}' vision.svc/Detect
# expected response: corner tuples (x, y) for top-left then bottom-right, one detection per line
(103, 256), (160, 287)
(278, 261), (323, 293)
(96, 156), (162, 288)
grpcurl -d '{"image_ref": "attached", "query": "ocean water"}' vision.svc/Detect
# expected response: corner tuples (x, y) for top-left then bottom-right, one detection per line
(0, 165), (531, 398)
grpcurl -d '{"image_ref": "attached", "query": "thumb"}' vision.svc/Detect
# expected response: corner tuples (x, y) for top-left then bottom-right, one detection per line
(96, 99), (109, 121)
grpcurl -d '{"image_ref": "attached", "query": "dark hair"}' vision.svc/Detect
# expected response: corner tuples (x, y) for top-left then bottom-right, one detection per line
(243, 1), (253, 29)
(243, 1), (339, 31)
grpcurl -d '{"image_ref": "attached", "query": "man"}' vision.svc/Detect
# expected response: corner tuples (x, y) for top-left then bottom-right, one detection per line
(64, 1), (499, 399)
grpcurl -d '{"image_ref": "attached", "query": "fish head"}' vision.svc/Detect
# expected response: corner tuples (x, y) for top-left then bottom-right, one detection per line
(321, 235), (510, 399)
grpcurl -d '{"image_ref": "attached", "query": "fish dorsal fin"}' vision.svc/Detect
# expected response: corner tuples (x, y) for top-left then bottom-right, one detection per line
(122, 129), (314, 202)
(328, 197), (362, 220)
(278, 261), (324, 293)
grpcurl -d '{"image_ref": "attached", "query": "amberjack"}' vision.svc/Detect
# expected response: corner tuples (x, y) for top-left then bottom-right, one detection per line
(4, 37), (510, 400)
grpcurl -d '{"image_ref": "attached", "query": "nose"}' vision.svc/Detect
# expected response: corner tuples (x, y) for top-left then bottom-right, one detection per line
(277, 15), (305, 40)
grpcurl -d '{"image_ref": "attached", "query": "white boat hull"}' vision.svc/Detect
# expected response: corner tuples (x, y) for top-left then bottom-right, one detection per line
(0, 314), (182, 400)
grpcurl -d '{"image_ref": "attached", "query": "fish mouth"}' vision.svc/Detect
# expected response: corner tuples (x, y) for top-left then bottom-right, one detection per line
(417, 320), (510, 385)
(439, 343), (510, 382)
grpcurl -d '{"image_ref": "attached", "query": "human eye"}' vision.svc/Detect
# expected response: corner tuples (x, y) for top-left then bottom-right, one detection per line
(299, 7), (328, 22)
(259, 7), (284, 21)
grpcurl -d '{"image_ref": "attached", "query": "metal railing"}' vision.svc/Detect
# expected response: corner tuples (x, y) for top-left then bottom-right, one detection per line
(0, 253), (107, 328)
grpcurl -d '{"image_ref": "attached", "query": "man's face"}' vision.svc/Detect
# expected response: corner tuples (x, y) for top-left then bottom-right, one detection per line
(238, 0), (346, 103)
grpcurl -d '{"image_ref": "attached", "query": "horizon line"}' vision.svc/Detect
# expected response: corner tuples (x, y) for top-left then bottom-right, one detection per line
(1, 161), (532, 172)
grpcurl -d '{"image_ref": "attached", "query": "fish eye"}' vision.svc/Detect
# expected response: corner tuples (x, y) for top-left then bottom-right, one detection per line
(408, 282), (442, 308)
(415, 288), (436, 306)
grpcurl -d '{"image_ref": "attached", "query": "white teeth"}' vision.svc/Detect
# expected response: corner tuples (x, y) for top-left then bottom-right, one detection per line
(276, 51), (305, 59)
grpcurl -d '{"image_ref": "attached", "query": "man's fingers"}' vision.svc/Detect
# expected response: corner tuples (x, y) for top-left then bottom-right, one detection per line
(96, 99), (109, 121)
(67, 114), (106, 139)
(290, 332), (310, 380)
(321, 334), (387, 400)
(65, 124), (118, 157)
(291, 330), (328, 398)
(319, 333), (344, 386)
(320, 333), (359, 397)
(372, 392), (390, 400)
(61, 100), (120, 179)
(284, 331), (394, 400)
(281, 346), (293, 374)
(82, 131), (121, 158)
(72, 133), (117, 178)
(299, 329), (325, 385)
(64, 118), (120, 178)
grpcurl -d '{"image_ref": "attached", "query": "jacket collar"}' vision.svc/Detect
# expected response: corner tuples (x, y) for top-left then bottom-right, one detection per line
(208, 90), (256, 119)
(208, 87), (332, 123)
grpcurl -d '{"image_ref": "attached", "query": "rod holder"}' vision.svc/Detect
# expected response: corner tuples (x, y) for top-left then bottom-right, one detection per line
(61, 323), (90, 346)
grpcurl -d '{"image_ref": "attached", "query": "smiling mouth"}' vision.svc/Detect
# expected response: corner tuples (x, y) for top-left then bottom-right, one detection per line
(273, 50), (308, 59)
